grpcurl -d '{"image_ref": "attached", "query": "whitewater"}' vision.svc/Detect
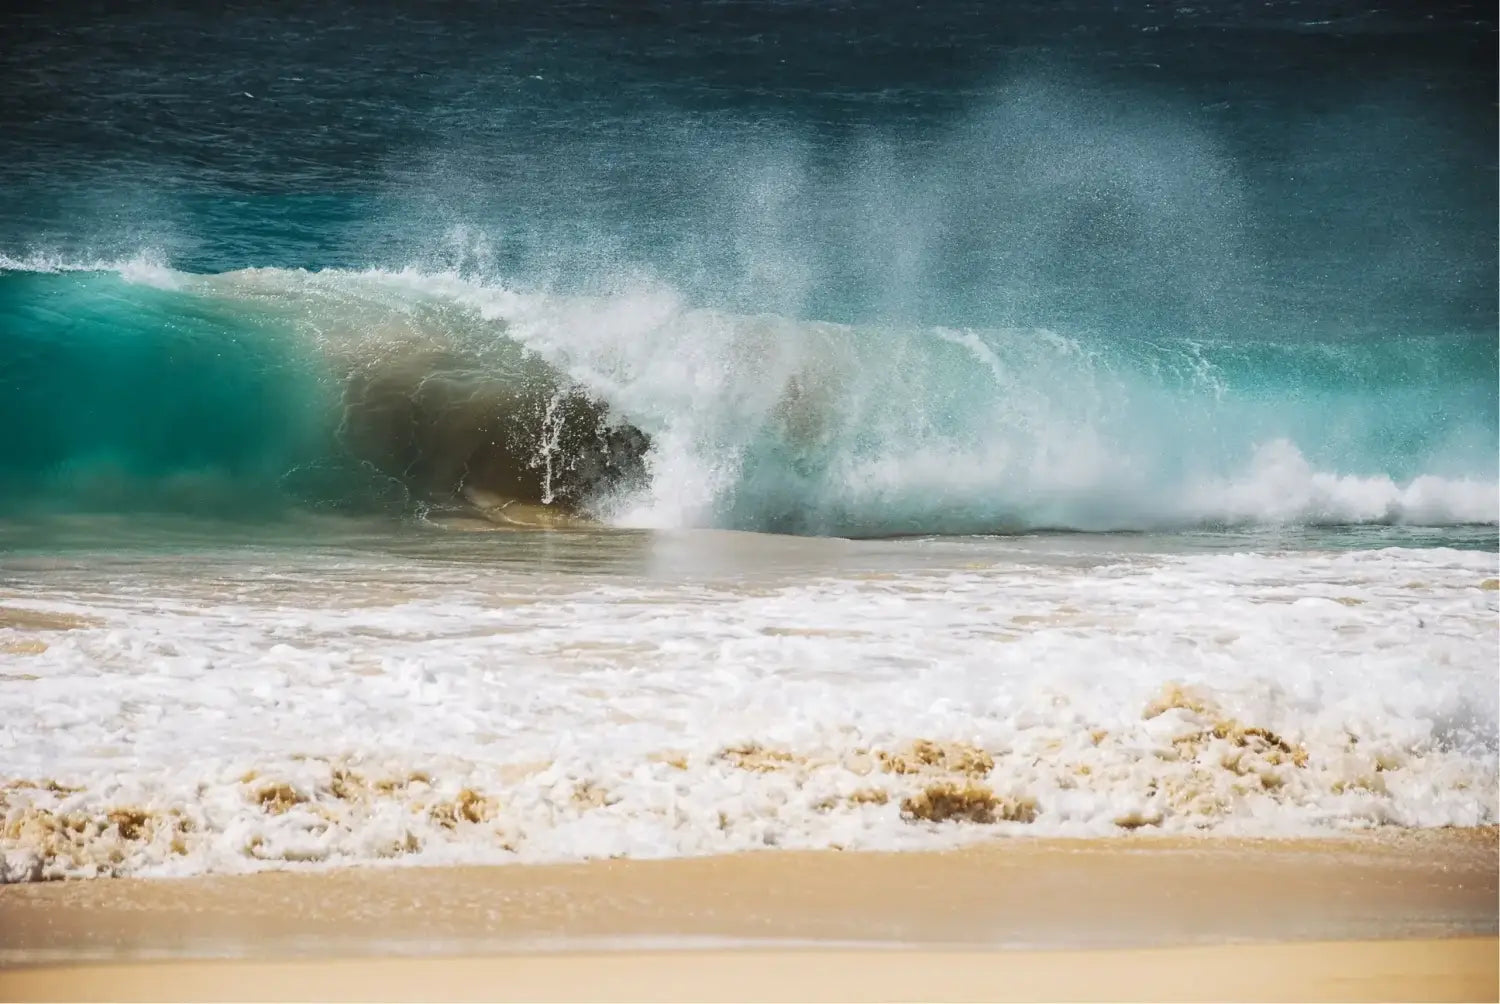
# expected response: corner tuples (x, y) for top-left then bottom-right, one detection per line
(3, 515), (1497, 882)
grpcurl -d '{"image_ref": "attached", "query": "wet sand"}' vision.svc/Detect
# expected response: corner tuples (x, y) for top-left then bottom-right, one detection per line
(1, 829), (1495, 1001)
(1, 940), (1496, 1003)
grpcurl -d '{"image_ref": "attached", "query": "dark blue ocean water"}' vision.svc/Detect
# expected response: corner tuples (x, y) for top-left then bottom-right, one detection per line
(0, 1), (1495, 537)
(4, 1), (1496, 327)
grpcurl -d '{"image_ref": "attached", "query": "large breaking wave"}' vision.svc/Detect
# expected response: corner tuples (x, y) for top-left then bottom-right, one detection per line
(0, 256), (1494, 536)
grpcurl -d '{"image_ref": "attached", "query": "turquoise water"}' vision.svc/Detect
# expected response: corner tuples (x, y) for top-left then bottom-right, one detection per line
(0, 2), (1494, 540)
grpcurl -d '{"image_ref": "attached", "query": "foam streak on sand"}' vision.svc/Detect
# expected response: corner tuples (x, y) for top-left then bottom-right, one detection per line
(0, 832), (1495, 1001)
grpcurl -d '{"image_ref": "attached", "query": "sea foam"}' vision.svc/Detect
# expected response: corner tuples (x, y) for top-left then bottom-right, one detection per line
(1, 533), (1495, 881)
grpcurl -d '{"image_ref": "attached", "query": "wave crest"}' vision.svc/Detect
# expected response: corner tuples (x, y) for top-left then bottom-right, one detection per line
(0, 258), (1494, 534)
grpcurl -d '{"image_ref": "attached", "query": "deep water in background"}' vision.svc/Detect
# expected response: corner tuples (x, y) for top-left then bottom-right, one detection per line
(0, 1), (1494, 535)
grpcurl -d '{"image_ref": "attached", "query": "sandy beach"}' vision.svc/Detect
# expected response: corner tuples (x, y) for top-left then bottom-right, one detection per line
(2, 828), (1495, 1001)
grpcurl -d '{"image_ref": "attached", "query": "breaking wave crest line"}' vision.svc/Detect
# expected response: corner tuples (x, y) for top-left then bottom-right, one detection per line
(0, 257), (1494, 535)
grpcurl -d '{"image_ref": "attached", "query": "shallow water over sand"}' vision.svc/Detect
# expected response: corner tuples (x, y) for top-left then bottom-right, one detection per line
(1, 517), (1494, 881)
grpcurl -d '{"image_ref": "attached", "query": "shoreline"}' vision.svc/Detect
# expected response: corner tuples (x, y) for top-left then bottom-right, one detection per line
(2, 940), (1496, 1003)
(2, 829), (1495, 1001)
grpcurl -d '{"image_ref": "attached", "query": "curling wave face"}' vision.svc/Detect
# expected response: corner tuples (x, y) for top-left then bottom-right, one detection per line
(0, 261), (652, 525)
(0, 257), (1494, 536)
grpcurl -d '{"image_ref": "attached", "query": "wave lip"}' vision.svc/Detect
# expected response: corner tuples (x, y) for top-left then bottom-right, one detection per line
(0, 258), (1494, 535)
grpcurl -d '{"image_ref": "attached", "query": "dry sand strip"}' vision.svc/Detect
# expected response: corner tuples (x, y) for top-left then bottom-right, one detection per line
(0, 938), (1496, 1003)
(0, 829), (1495, 1001)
